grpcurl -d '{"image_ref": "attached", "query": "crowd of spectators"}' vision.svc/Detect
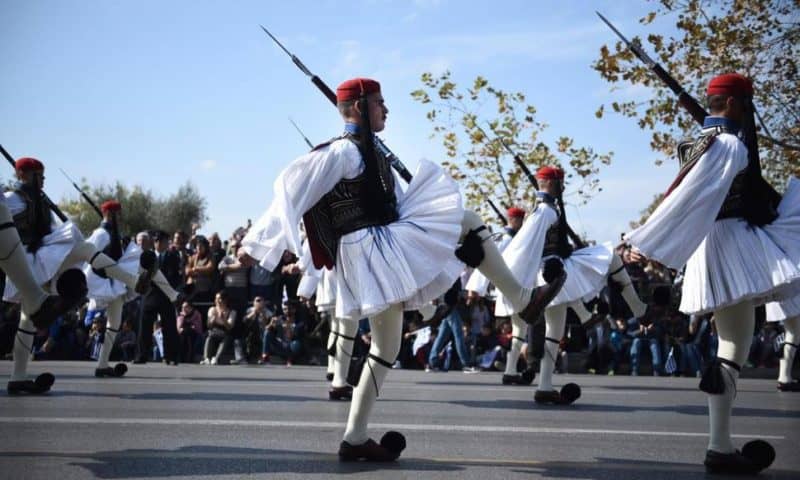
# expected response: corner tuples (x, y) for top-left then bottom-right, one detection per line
(0, 227), (789, 376)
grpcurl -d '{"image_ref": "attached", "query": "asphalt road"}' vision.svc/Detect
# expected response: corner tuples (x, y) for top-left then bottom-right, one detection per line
(0, 361), (797, 480)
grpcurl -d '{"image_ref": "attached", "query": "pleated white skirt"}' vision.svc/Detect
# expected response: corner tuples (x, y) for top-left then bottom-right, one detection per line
(85, 242), (141, 308)
(334, 159), (464, 319)
(679, 178), (800, 315)
(3, 221), (84, 302)
(534, 242), (614, 307)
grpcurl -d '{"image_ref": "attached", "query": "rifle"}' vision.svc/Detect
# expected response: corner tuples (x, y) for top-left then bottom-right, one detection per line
(473, 182), (507, 226)
(59, 168), (103, 219)
(0, 144), (68, 222)
(476, 125), (587, 248)
(289, 117), (315, 149)
(259, 25), (414, 183)
(597, 11), (781, 213)
(596, 12), (707, 125)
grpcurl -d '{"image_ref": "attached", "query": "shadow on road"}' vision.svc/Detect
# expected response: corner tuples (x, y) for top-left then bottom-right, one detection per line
(1, 447), (797, 479)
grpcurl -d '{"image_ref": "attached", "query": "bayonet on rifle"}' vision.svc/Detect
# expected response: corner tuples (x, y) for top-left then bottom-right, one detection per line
(259, 25), (414, 183)
(59, 168), (102, 219)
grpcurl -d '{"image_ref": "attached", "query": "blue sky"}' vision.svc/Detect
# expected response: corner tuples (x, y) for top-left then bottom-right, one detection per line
(1, 0), (683, 243)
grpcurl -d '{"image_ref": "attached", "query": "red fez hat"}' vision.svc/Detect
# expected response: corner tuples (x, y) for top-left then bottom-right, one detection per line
(100, 200), (122, 213)
(707, 73), (753, 97)
(536, 165), (564, 180)
(15, 157), (44, 172)
(506, 207), (525, 218)
(336, 78), (381, 102)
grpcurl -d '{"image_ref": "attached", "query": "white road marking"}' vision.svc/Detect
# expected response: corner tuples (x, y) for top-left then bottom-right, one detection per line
(0, 417), (783, 440)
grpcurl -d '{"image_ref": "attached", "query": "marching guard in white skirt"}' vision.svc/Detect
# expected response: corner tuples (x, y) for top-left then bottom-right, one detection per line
(625, 73), (800, 474)
(0, 193), (68, 339)
(4, 157), (158, 394)
(85, 200), (180, 378)
(466, 165), (648, 405)
(240, 77), (564, 462)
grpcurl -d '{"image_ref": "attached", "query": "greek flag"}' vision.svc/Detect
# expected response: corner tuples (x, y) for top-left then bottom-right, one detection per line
(665, 346), (678, 375)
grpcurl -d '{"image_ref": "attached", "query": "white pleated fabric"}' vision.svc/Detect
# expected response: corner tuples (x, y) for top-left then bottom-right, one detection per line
(766, 296), (800, 323)
(82, 228), (141, 308)
(316, 268), (337, 312)
(626, 133), (800, 315)
(242, 139), (464, 321)
(335, 159), (463, 319)
(3, 220), (84, 302)
(84, 242), (141, 309)
(296, 274), (319, 300)
(535, 242), (614, 307)
(493, 203), (557, 315)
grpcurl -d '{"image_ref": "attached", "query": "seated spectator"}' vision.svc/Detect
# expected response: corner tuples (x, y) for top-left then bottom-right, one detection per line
(245, 296), (273, 362)
(261, 299), (307, 366)
(628, 312), (664, 376)
(201, 291), (236, 365)
(177, 301), (203, 363)
(114, 320), (138, 362)
(608, 316), (631, 375)
(475, 323), (501, 370)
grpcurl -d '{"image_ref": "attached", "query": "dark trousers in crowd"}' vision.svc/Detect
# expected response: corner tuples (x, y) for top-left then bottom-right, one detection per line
(180, 329), (202, 363)
(138, 293), (179, 364)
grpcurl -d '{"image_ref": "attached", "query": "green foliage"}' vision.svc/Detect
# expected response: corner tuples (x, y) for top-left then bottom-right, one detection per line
(58, 180), (207, 237)
(411, 71), (612, 227)
(594, 0), (799, 186)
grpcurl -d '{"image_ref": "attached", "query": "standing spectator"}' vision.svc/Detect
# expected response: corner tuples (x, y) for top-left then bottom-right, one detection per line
(201, 290), (236, 365)
(628, 313), (664, 376)
(249, 263), (273, 304)
(426, 282), (477, 372)
(208, 233), (227, 294)
(177, 301), (203, 363)
(218, 244), (250, 320)
(186, 236), (216, 307)
(171, 230), (192, 288)
(136, 231), (181, 365)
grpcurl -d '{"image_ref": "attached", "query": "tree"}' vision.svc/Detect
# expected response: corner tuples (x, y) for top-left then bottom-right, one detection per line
(594, 0), (799, 187)
(411, 71), (612, 230)
(58, 180), (207, 237)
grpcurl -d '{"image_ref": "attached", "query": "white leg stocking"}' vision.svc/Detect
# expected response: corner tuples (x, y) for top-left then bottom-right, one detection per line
(609, 255), (647, 318)
(462, 211), (530, 313)
(343, 304), (403, 444)
(61, 242), (139, 291)
(0, 203), (47, 316)
(151, 270), (178, 302)
(97, 298), (123, 369)
(11, 313), (36, 381)
(333, 317), (358, 388)
(708, 301), (753, 453)
(778, 315), (799, 384)
(538, 303), (567, 392)
(327, 314), (337, 376)
(504, 315), (526, 376)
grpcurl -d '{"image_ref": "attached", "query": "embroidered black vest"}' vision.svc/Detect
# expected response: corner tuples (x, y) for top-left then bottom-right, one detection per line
(101, 221), (123, 261)
(11, 186), (52, 250)
(303, 134), (399, 269)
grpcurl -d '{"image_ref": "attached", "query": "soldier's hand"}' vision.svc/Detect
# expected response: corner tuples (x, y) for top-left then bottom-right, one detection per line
(238, 251), (257, 267)
(628, 248), (647, 264)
